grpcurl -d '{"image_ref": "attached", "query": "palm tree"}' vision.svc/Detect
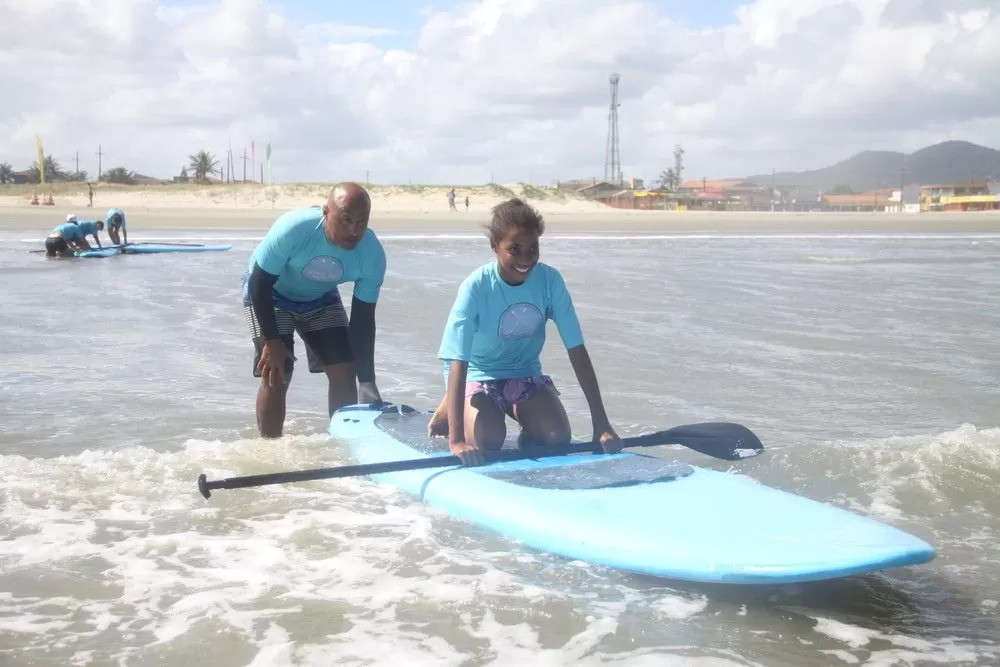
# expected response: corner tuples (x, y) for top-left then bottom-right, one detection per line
(0, 162), (13, 184)
(188, 151), (220, 183)
(27, 154), (68, 183)
(658, 168), (678, 191)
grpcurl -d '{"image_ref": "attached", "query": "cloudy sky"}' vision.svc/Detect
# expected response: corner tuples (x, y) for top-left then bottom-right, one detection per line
(1, 0), (998, 185)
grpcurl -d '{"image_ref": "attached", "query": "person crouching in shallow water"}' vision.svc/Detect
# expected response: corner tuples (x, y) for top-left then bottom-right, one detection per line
(428, 197), (623, 465)
(45, 220), (93, 257)
(74, 219), (105, 248)
(242, 182), (386, 438)
(105, 207), (127, 245)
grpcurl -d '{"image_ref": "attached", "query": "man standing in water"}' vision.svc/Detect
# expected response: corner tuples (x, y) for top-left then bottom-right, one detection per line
(242, 182), (387, 438)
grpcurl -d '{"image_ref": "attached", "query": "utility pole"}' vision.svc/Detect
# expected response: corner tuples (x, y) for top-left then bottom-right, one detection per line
(900, 164), (906, 213)
(241, 148), (248, 183)
(75, 151), (79, 177)
(604, 73), (621, 185)
(771, 168), (776, 211)
(96, 144), (105, 180)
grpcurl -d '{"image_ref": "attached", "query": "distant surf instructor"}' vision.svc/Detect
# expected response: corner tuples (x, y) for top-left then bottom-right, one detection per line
(105, 207), (127, 245)
(45, 216), (94, 257)
(74, 218), (105, 248)
(242, 182), (386, 438)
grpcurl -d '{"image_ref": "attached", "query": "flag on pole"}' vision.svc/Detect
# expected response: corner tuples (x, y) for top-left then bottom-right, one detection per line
(35, 135), (45, 184)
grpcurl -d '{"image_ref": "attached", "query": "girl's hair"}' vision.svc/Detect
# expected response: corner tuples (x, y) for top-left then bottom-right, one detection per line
(487, 197), (545, 245)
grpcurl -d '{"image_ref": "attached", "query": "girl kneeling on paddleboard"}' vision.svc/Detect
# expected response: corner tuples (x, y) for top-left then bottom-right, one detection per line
(429, 197), (623, 466)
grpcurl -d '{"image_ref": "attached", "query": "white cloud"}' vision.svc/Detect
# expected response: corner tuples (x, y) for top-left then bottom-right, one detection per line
(1, 0), (998, 184)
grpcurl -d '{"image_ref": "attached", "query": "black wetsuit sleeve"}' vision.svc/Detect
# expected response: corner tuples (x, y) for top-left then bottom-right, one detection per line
(349, 297), (377, 383)
(248, 262), (281, 340)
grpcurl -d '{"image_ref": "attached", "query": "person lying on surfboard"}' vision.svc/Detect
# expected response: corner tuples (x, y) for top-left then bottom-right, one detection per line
(105, 207), (128, 245)
(428, 197), (623, 466)
(242, 182), (386, 438)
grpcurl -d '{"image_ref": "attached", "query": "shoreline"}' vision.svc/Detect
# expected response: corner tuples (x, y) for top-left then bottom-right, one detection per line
(4, 206), (1000, 235)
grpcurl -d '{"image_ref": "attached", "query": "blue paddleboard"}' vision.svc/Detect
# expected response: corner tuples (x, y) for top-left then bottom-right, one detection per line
(122, 243), (232, 253)
(74, 247), (119, 258)
(328, 403), (936, 584)
(74, 243), (232, 258)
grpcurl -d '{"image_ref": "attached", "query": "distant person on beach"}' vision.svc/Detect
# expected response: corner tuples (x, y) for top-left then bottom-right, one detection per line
(448, 189), (457, 211)
(88, 183), (93, 208)
(242, 182), (386, 438)
(105, 207), (127, 245)
(465, 196), (470, 210)
(427, 197), (623, 465)
(45, 220), (93, 257)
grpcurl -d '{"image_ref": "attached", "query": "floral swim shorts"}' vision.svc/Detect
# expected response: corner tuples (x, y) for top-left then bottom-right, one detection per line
(465, 375), (559, 413)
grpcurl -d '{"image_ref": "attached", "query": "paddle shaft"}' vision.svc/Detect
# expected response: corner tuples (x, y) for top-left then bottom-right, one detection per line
(197, 421), (763, 498)
(198, 442), (599, 497)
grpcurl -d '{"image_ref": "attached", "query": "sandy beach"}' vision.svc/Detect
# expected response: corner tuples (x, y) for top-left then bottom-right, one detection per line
(3, 182), (1000, 234)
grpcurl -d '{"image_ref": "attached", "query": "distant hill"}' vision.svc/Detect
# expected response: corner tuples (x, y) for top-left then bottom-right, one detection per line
(745, 140), (1000, 193)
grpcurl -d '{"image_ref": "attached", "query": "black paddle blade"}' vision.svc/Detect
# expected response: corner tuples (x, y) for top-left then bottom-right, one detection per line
(625, 422), (764, 460)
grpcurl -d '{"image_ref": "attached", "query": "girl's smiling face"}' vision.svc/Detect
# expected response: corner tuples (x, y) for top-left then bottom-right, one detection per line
(492, 228), (540, 285)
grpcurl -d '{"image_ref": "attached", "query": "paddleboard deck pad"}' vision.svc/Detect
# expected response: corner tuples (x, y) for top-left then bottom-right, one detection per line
(329, 403), (936, 584)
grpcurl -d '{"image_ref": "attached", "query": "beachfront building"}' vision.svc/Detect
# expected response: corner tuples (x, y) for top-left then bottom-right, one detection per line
(884, 185), (922, 213)
(919, 182), (1000, 212)
(674, 179), (774, 211)
(560, 176), (672, 210)
(575, 180), (625, 199)
(821, 189), (896, 212)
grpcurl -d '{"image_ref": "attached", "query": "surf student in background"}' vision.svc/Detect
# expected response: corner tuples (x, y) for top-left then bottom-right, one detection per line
(242, 182), (386, 438)
(106, 207), (127, 245)
(73, 219), (105, 248)
(44, 220), (92, 257)
(428, 197), (623, 466)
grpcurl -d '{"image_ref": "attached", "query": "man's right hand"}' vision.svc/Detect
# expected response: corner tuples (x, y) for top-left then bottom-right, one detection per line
(449, 440), (485, 466)
(257, 339), (291, 387)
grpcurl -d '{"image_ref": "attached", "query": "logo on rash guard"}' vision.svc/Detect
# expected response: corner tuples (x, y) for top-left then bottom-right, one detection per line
(301, 255), (344, 282)
(498, 303), (544, 340)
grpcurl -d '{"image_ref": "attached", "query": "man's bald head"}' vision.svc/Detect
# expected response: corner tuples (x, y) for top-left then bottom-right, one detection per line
(327, 182), (371, 214)
(323, 182), (372, 250)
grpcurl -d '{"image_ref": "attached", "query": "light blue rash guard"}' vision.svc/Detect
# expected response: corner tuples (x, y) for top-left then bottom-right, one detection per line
(105, 208), (126, 228)
(438, 260), (585, 382)
(52, 222), (83, 241)
(246, 206), (386, 305)
(76, 220), (101, 243)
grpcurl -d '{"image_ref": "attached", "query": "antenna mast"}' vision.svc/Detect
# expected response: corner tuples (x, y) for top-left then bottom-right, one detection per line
(604, 73), (621, 185)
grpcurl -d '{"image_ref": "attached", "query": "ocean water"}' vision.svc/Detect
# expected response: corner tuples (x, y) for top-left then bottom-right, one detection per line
(1, 227), (999, 666)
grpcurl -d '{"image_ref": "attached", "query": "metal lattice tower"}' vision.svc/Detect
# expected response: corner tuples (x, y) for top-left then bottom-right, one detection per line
(604, 73), (621, 184)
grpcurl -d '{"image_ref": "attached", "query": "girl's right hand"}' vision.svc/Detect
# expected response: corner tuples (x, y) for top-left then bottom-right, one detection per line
(450, 441), (485, 466)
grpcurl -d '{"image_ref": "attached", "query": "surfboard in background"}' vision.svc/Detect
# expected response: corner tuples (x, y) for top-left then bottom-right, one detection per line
(73, 242), (232, 258)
